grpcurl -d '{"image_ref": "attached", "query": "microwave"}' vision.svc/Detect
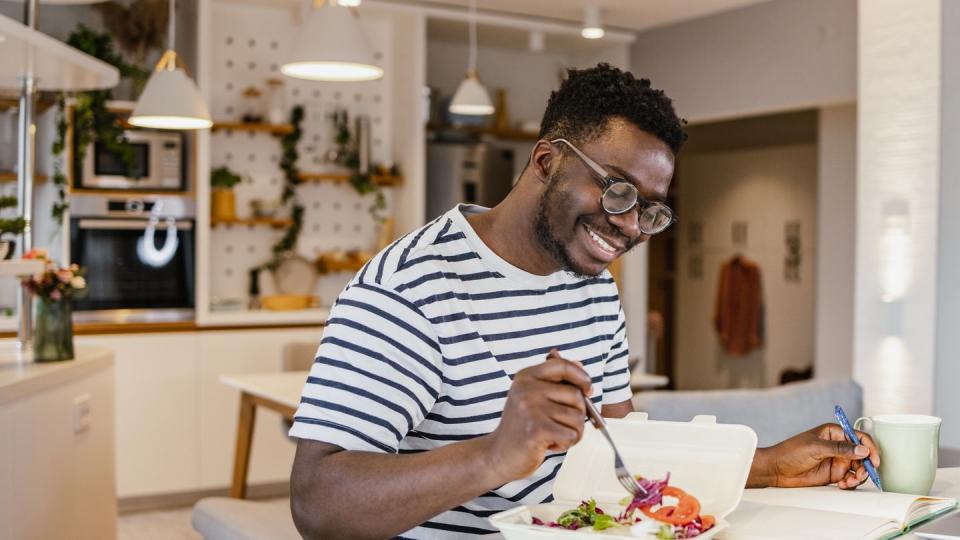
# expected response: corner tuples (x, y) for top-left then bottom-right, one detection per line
(79, 129), (187, 191)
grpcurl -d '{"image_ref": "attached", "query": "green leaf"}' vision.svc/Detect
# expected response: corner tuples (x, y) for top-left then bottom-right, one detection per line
(592, 514), (617, 531)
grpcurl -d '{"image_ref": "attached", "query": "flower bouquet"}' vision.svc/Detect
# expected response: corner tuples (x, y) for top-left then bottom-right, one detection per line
(20, 248), (87, 362)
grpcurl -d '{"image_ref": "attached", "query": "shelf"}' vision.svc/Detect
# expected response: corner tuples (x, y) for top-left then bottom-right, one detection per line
(199, 307), (330, 327)
(0, 13), (119, 91)
(0, 172), (47, 183)
(210, 217), (293, 229)
(297, 172), (402, 186)
(0, 259), (44, 277)
(211, 121), (294, 136)
(427, 124), (541, 142)
(316, 250), (372, 274)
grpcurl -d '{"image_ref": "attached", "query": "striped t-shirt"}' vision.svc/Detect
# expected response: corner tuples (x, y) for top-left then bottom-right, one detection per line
(290, 204), (633, 538)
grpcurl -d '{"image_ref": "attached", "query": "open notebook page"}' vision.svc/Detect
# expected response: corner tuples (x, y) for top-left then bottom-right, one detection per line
(740, 486), (956, 526)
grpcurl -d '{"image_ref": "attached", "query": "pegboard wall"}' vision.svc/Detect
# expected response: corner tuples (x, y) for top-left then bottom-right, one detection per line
(208, 1), (396, 306)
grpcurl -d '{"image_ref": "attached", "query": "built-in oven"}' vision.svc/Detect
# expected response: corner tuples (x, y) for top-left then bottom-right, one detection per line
(69, 194), (195, 323)
(79, 129), (187, 191)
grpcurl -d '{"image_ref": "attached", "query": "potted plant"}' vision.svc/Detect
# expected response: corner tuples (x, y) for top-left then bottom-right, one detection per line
(21, 248), (87, 362)
(211, 166), (242, 222)
(0, 195), (26, 260)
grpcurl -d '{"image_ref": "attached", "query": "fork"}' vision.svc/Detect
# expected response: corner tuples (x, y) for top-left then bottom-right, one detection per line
(582, 397), (647, 497)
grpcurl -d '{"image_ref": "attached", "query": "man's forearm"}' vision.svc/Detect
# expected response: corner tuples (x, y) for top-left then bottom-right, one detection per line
(291, 435), (506, 539)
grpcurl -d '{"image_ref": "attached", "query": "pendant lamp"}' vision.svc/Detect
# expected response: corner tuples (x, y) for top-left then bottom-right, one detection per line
(581, 1), (605, 40)
(449, 0), (493, 116)
(281, 2), (383, 82)
(129, 0), (212, 130)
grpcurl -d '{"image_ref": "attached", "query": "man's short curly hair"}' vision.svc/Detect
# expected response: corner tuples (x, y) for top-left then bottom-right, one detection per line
(538, 63), (687, 154)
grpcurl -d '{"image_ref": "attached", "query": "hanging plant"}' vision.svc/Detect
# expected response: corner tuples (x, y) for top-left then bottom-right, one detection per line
(329, 108), (387, 222)
(264, 105), (305, 271)
(49, 25), (150, 224)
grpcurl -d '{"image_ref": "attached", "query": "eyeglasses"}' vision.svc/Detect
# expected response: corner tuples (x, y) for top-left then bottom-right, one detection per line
(550, 138), (676, 235)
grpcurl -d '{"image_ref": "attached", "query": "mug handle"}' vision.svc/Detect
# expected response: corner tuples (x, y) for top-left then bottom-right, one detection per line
(854, 416), (872, 433)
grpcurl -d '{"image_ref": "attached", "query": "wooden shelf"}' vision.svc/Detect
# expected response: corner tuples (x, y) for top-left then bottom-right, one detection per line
(427, 124), (540, 142)
(0, 172), (47, 183)
(210, 217), (293, 229)
(211, 122), (294, 136)
(297, 172), (402, 186)
(315, 250), (372, 274)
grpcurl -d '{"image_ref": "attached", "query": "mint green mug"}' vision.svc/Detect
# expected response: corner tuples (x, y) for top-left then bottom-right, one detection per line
(854, 414), (941, 495)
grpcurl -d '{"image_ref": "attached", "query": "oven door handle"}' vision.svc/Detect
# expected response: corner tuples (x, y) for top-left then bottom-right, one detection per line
(76, 219), (194, 231)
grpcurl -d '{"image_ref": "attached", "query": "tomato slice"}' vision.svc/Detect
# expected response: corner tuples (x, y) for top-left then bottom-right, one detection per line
(701, 515), (716, 531)
(639, 486), (702, 526)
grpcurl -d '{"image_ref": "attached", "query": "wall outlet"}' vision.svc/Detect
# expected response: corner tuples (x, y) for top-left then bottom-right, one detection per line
(73, 394), (91, 433)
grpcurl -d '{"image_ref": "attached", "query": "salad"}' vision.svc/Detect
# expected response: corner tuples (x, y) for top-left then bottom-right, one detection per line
(531, 474), (716, 538)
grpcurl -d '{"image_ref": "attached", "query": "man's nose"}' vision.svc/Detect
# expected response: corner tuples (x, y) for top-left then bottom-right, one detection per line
(606, 206), (642, 241)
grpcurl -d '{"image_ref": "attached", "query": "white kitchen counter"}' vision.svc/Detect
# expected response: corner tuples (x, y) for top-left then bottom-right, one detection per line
(0, 344), (113, 404)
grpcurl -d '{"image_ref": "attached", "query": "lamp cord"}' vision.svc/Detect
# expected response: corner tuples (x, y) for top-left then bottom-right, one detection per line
(168, 0), (176, 53)
(468, 0), (477, 72)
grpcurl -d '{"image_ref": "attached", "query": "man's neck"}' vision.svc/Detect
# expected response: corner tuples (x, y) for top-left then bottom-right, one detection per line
(464, 197), (560, 276)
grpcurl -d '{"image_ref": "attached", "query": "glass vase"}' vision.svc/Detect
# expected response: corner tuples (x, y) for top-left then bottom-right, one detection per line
(33, 297), (75, 362)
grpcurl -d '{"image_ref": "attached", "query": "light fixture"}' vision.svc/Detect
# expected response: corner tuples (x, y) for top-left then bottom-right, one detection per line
(529, 30), (545, 52)
(449, 0), (493, 116)
(129, 0), (211, 130)
(281, 3), (383, 82)
(880, 198), (911, 303)
(334, 0), (361, 5)
(581, 1), (605, 40)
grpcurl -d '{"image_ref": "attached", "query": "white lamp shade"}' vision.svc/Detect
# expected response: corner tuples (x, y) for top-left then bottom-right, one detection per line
(449, 73), (494, 116)
(582, 2), (605, 39)
(129, 66), (212, 130)
(281, 6), (383, 82)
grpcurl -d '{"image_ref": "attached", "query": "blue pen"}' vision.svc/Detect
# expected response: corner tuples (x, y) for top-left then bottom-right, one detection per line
(834, 405), (882, 491)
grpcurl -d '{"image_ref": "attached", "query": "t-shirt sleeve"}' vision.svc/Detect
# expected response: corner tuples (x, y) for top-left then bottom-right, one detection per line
(602, 306), (632, 405)
(289, 282), (443, 453)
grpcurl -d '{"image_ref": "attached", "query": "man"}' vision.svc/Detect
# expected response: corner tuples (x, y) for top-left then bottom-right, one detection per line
(289, 64), (879, 539)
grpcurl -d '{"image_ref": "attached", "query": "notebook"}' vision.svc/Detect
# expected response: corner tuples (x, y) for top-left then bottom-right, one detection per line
(726, 486), (957, 540)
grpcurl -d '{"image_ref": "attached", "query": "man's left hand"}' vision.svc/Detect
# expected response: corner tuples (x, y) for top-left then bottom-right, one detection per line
(748, 423), (880, 489)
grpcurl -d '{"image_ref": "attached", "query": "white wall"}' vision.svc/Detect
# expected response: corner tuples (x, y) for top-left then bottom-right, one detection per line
(815, 104), (857, 380)
(936, 0), (960, 452)
(630, 0), (856, 123)
(676, 144), (817, 390)
(855, 0), (940, 417)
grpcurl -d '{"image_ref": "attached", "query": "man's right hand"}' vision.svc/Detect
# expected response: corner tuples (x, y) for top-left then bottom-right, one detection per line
(484, 351), (592, 481)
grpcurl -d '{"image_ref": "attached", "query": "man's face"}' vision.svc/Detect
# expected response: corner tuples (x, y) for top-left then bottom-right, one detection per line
(534, 119), (675, 278)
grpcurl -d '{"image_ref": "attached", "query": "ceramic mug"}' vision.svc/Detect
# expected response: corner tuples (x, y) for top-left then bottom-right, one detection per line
(854, 414), (941, 495)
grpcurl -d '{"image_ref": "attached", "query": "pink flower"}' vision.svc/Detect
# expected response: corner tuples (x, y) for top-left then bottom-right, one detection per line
(57, 269), (72, 283)
(50, 289), (62, 301)
(23, 248), (48, 261)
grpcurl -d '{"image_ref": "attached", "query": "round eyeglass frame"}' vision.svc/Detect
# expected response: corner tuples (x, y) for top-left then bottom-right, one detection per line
(549, 138), (677, 234)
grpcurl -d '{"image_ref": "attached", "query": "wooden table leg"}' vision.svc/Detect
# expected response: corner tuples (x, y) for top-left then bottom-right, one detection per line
(230, 392), (257, 499)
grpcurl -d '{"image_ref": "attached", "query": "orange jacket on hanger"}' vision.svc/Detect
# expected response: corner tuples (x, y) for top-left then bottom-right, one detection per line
(713, 255), (764, 356)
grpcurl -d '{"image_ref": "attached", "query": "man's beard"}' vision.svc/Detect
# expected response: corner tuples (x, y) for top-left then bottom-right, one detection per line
(533, 172), (640, 279)
(533, 172), (595, 279)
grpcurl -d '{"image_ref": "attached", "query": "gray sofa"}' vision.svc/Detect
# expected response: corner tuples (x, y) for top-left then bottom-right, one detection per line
(632, 378), (863, 447)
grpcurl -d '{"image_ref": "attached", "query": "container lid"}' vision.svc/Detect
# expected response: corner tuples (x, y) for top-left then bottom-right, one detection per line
(552, 413), (757, 519)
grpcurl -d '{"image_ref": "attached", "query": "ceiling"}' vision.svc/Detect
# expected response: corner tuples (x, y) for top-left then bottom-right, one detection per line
(403, 0), (770, 34)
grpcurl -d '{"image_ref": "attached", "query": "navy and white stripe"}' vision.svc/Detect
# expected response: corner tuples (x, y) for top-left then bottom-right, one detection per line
(290, 204), (633, 539)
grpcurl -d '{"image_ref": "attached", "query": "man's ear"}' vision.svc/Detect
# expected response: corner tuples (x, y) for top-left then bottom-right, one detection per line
(529, 140), (556, 185)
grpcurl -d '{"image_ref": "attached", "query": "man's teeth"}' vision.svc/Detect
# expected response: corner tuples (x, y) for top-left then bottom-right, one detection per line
(588, 228), (615, 252)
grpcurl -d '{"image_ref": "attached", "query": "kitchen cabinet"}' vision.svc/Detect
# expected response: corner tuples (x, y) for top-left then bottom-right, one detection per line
(78, 327), (322, 499)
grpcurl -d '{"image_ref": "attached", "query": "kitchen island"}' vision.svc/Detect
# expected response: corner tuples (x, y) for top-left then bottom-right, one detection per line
(0, 345), (116, 540)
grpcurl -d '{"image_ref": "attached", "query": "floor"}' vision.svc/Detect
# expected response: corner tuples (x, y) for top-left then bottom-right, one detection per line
(118, 506), (201, 540)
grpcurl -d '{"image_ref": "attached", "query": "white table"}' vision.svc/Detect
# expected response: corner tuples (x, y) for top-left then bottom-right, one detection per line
(220, 371), (307, 498)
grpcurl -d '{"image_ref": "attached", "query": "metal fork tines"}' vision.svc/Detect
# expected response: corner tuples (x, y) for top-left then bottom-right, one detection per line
(583, 397), (647, 497)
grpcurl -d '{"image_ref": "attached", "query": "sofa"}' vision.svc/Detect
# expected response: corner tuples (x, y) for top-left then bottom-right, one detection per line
(632, 378), (863, 447)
